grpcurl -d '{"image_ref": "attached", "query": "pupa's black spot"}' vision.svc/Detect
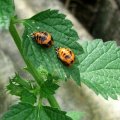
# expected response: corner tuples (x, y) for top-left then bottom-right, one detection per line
(44, 32), (48, 36)
(40, 36), (46, 41)
(65, 55), (70, 59)
(71, 60), (74, 63)
(70, 51), (72, 55)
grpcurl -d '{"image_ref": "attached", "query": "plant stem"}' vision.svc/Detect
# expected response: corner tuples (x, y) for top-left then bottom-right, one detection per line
(9, 17), (60, 110)
(47, 96), (60, 109)
(9, 18), (41, 84)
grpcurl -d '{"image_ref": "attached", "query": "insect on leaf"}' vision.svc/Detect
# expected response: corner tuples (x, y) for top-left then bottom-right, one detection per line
(22, 9), (83, 84)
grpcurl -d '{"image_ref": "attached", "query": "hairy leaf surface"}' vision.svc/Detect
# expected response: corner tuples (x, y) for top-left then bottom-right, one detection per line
(79, 40), (120, 99)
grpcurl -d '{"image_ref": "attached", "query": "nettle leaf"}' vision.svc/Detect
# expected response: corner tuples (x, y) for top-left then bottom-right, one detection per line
(67, 111), (83, 120)
(7, 74), (36, 105)
(22, 9), (83, 84)
(1, 103), (72, 120)
(40, 79), (59, 98)
(36, 68), (59, 97)
(79, 39), (120, 99)
(0, 0), (15, 30)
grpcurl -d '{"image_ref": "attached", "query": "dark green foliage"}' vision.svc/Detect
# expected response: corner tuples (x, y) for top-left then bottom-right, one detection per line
(22, 9), (83, 85)
(40, 79), (59, 98)
(1, 103), (72, 120)
(7, 74), (36, 105)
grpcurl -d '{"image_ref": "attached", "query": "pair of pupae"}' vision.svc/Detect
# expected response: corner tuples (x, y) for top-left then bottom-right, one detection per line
(31, 31), (75, 66)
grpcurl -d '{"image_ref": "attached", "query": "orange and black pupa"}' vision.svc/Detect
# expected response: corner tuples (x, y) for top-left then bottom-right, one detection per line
(56, 47), (75, 66)
(31, 31), (53, 47)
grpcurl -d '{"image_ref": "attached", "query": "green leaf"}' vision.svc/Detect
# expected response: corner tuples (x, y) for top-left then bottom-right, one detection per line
(79, 39), (120, 99)
(40, 79), (59, 98)
(67, 111), (83, 120)
(1, 103), (72, 120)
(7, 74), (36, 104)
(22, 9), (83, 84)
(0, 0), (15, 30)
(36, 67), (49, 81)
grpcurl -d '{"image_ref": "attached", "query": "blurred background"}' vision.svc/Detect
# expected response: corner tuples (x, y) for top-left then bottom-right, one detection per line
(0, 0), (120, 120)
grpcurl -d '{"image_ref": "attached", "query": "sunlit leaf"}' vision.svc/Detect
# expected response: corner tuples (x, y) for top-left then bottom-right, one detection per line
(79, 40), (120, 99)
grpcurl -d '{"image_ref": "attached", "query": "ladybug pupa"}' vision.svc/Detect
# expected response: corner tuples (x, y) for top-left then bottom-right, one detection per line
(56, 47), (75, 66)
(31, 31), (53, 47)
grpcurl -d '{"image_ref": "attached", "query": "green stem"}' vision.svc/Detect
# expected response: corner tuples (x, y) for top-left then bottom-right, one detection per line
(9, 17), (60, 110)
(47, 96), (60, 109)
(9, 18), (22, 53)
(9, 18), (40, 84)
